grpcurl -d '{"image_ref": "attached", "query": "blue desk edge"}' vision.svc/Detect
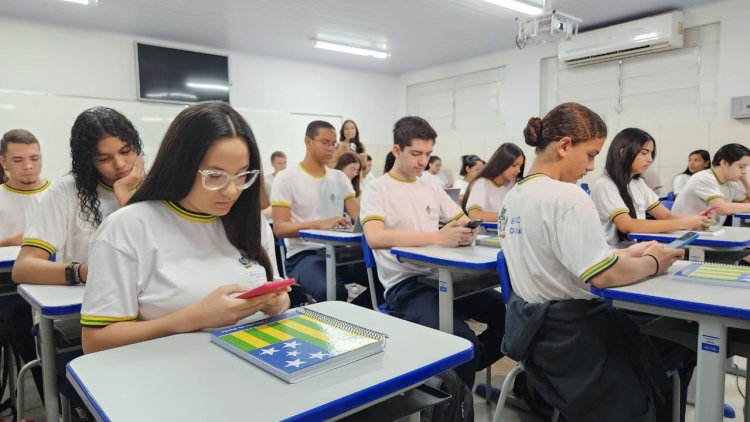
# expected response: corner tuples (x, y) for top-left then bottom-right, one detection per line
(391, 248), (496, 270)
(17, 286), (82, 316)
(627, 233), (749, 248)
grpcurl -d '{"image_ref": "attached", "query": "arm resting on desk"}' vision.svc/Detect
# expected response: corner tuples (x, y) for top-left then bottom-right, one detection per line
(612, 206), (710, 235)
(708, 197), (750, 216)
(271, 206), (349, 237)
(467, 209), (498, 223)
(0, 231), (23, 247)
(363, 216), (474, 249)
(12, 246), (87, 285)
(590, 245), (683, 289)
(83, 285), (290, 353)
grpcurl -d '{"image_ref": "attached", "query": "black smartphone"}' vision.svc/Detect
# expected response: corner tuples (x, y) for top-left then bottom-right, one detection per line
(465, 219), (482, 229)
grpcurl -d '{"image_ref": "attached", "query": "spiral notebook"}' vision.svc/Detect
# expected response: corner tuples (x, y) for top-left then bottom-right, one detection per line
(672, 262), (750, 288)
(210, 307), (387, 383)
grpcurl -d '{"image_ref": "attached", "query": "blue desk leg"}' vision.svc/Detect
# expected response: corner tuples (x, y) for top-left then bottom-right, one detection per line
(437, 269), (454, 334)
(695, 321), (727, 422)
(39, 316), (59, 422)
(325, 244), (337, 302)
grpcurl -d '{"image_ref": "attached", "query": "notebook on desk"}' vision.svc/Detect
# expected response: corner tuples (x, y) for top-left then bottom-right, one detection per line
(673, 262), (750, 288)
(210, 307), (386, 383)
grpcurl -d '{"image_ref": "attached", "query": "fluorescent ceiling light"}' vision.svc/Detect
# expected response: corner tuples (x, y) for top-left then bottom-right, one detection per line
(482, 0), (543, 15)
(313, 40), (389, 59)
(60, 0), (97, 5)
(186, 82), (230, 91)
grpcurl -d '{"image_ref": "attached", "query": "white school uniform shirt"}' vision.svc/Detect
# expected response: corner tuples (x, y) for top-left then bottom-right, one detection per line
(0, 180), (52, 240)
(420, 171), (443, 189)
(500, 174), (617, 303)
(464, 177), (514, 215)
(270, 164), (355, 257)
(360, 173), (464, 295)
(672, 173), (690, 196)
(22, 174), (119, 263)
(80, 200), (279, 327)
(672, 169), (748, 225)
(361, 172), (376, 188)
(591, 174), (660, 247)
(453, 178), (469, 195)
(264, 173), (275, 197)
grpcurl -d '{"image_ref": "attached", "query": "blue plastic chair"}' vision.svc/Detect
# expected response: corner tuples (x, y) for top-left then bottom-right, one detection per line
(360, 234), (384, 312)
(662, 200), (674, 210)
(580, 183), (591, 195)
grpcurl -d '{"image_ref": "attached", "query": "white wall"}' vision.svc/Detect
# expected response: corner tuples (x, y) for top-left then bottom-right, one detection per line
(0, 17), (399, 180)
(396, 0), (750, 188)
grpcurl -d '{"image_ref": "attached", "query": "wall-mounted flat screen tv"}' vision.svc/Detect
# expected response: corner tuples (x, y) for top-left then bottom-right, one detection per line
(136, 43), (230, 104)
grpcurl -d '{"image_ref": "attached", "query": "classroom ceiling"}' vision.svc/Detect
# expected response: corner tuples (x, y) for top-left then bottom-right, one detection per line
(0, 0), (722, 75)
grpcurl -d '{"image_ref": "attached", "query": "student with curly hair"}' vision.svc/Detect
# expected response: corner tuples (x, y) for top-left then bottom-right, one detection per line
(13, 106), (144, 285)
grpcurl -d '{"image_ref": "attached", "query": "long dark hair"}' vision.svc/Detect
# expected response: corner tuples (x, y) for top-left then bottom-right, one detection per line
(339, 119), (364, 153)
(129, 101), (273, 280)
(425, 155), (441, 171)
(70, 107), (142, 227)
(335, 152), (361, 197)
(604, 128), (656, 241)
(681, 149), (710, 175)
(524, 102), (607, 152)
(462, 143), (525, 211)
(459, 155), (484, 176)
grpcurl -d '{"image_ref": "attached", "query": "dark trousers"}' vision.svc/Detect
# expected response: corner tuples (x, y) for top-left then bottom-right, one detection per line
(384, 277), (506, 387)
(285, 249), (381, 308)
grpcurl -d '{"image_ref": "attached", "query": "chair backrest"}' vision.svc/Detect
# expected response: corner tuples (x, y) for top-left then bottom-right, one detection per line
(662, 200), (674, 210)
(360, 234), (375, 270)
(580, 183), (591, 195)
(496, 250), (512, 304)
(277, 237), (288, 278)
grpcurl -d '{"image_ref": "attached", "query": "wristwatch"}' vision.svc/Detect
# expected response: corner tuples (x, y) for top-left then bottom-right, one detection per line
(65, 262), (80, 285)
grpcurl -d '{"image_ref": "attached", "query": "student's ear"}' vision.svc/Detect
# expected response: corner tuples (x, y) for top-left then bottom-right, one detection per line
(619, 147), (625, 158)
(720, 159), (729, 168)
(304, 136), (312, 148)
(0, 155), (5, 167)
(391, 144), (401, 158)
(557, 136), (573, 157)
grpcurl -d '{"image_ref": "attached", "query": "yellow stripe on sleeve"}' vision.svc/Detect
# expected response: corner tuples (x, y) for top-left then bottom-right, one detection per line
(705, 194), (723, 202)
(608, 209), (628, 222)
(646, 200), (660, 211)
(362, 215), (385, 225)
(271, 201), (292, 208)
(466, 205), (482, 212)
(21, 238), (56, 256)
(448, 211), (464, 223)
(344, 193), (355, 201)
(80, 315), (137, 327)
(580, 254), (618, 284)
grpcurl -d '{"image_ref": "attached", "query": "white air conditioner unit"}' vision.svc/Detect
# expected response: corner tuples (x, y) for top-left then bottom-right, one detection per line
(558, 11), (684, 67)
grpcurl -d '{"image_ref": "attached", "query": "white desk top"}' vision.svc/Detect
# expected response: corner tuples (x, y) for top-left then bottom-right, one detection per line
(17, 284), (85, 317)
(0, 245), (20, 268)
(591, 261), (750, 321)
(67, 301), (473, 422)
(629, 226), (750, 248)
(298, 229), (363, 242)
(390, 245), (499, 270)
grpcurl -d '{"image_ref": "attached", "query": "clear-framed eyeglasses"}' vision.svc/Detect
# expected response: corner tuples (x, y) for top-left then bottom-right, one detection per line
(197, 169), (260, 191)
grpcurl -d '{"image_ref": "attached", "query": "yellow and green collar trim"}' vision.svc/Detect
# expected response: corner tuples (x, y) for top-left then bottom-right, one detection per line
(164, 201), (219, 223)
(517, 173), (548, 186)
(710, 169), (724, 185)
(299, 163), (326, 179)
(1, 180), (51, 195)
(97, 180), (114, 192)
(580, 254), (618, 283)
(81, 314), (137, 327)
(387, 172), (416, 183)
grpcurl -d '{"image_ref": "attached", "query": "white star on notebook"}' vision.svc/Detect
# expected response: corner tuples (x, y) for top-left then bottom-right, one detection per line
(287, 350), (300, 357)
(259, 347), (279, 356)
(285, 359), (305, 368)
(309, 351), (328, 359)
(283, 340), (301, 349)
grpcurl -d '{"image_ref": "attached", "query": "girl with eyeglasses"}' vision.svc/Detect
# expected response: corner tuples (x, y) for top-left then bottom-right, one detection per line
(81, 102), (289, 353)
(335, 151), (362, 197)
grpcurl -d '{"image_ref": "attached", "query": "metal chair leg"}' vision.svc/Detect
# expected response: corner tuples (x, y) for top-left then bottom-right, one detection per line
(492, 364), (523, 422)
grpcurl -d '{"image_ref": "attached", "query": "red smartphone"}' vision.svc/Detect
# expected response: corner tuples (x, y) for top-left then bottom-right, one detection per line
(700, 206), (719, 216)
(233, 279), (295, 299)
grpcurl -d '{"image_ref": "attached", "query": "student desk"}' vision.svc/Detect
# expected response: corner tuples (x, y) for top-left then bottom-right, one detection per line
(389, 245), (499, 334)
(480, 222), (498, 234)
(733, 213), (750, 227)
(66, 301), (473, 421)
(298, 229), (363, 301)
(17, 284), (85, 422)
(590, 261), (750, 422)
(628, 227), (750, 262)
(0, 245), (20, 274)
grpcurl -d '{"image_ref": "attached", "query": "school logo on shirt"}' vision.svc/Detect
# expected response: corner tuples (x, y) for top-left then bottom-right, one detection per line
(425, 205), (435, 215)
(498, 207), (508, 233)
(330, 193), (336, 202)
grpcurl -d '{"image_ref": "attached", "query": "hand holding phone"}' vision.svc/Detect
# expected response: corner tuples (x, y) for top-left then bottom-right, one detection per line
(465, 219), (482, 229)
(665, 232), (699, 249)
(233, 279), (295, 299)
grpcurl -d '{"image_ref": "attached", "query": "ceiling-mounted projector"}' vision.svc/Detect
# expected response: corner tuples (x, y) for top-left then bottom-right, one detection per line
(516, 3), (581, 49)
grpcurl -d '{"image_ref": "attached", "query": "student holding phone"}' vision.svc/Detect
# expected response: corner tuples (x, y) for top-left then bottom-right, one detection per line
(81, 102), (289, 353)
(500, 103), (693, 421)
(590, 128), (712, 247)
(361, 116), (505, 388)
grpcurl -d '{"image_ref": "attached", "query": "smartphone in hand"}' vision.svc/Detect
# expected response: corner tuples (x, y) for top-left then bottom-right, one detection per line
(233, 279), (295, 299)
(665, 232), (699, 249)
(465, 219), (482, 229)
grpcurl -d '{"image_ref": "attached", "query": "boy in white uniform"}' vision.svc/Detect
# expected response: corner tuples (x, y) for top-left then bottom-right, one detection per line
(81, 102), (288, 353)
(0, 129), (50, 247)
(13, 106), (144, 286)
(272, 121), (370, 305)
(361, 116), (505, 388)
(264, 150), (286, 196)
(672, 143), (750, 225)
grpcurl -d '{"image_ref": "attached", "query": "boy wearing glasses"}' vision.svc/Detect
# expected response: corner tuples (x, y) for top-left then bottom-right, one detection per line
(272, 121), (366, 305)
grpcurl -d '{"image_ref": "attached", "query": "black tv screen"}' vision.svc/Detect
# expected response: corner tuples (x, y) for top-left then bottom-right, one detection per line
(136, 43), (230, 104)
